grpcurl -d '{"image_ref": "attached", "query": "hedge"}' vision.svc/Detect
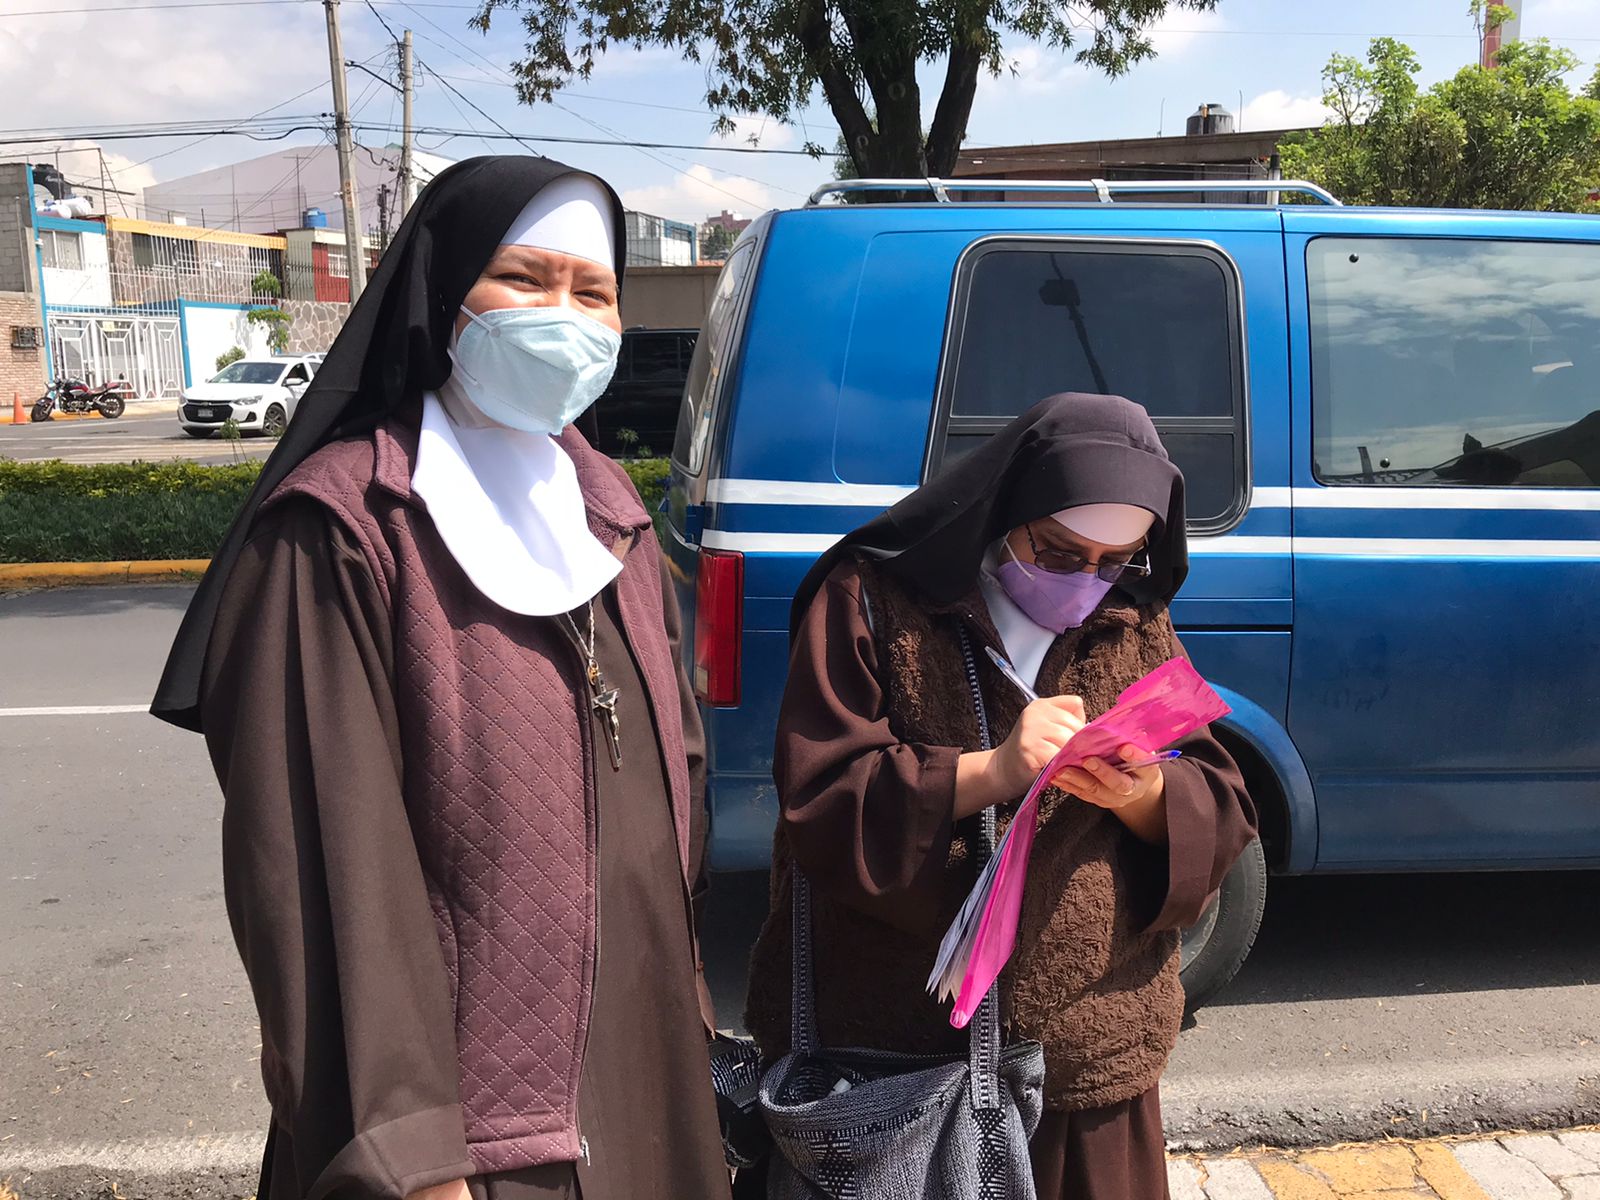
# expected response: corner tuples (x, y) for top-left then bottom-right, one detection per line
(0, 457), (671, 564)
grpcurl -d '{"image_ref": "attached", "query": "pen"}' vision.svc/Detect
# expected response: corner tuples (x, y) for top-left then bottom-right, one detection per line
(984, 645), (1041, 703)
(983, 647), (1182, 773)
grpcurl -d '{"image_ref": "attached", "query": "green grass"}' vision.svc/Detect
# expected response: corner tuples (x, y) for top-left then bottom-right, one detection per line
(0, 457), (671, 563)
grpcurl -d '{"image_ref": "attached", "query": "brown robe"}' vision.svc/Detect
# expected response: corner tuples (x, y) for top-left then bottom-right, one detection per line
(201, 500), (729, 1200)
(744, 557), (1257, 1199)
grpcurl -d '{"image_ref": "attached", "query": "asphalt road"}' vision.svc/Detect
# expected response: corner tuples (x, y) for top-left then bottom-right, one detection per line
(0, 406), (275, 465)
(2, 584), (1597, 1196)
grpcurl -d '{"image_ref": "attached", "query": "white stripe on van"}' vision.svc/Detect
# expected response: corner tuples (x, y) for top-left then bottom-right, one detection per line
(1297, 537), (1599, 558)
(1289, 487), (1600, 511)
(696, 530), (1599, 557)
(708, 480), (1600, 513)
(707, 479), (917, 506)
(1188, 537), (1292, 555)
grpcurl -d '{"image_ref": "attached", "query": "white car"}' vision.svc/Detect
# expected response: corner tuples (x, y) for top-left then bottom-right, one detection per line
(178, 356), (318, 439)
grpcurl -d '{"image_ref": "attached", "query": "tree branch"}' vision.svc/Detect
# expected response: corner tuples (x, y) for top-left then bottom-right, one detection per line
(926, 27), (983, 176)
(797, 0), (877, 174)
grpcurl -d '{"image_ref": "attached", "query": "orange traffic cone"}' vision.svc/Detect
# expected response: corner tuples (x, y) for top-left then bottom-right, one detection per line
(10, 391), (21, 424)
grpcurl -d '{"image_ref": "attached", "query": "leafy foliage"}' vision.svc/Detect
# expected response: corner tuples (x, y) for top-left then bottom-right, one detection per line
(215, 345), (245, 373)
(246, 305), (294, 354)
(252, 269), (284, 298)
(476, 0), (1216, 178)
(1280, 35), (1600, 211)
(0, 459), (672, 562)
(700, 223), (738, 262)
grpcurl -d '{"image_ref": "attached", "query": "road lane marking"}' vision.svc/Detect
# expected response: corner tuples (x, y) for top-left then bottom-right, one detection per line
(0, 704), (150, 716)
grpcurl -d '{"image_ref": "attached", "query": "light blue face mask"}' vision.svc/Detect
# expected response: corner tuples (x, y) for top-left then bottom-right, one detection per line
(447, 304), (622, 435)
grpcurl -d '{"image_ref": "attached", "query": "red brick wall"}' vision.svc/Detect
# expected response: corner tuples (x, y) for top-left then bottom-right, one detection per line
(0, 291), (47, 405)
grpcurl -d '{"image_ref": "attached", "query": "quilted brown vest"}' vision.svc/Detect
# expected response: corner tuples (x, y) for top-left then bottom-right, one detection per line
(747, 556), (1185, 1111)
(263, 419), (693, 1171)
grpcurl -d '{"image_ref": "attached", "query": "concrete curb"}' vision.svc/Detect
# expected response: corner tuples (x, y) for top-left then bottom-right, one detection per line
(0, 560), (210, 588)
(0, 410), (100, 425)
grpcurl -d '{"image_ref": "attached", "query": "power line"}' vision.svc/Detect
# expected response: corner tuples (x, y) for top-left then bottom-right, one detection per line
(390, 1), (789, 204)
(413, 53), (546, 157)
(5, 0), (478, 15)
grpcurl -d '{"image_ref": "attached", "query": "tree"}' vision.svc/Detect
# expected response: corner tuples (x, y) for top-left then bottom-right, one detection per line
(246, 306), (294, 354)
(476, 0), (1217, 180)
(215, 346), (245, 373)
(1280, 31), (1600, 211)
(700, 223), (738, 262)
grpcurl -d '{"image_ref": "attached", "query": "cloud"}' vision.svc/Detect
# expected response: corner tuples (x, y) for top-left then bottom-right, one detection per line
(1241, 90), (1334, 133)
(709, 116), (796, 151)
(0, 3), (345, 212)
(3, 141), (159, 217)
(621, 164), (776, 223)
(1146, 6), (1227, 57)
(998, 45), (1090, 96)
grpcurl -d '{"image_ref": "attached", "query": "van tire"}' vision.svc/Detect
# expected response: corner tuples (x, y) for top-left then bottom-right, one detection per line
(1179, 836), (1266, 1010)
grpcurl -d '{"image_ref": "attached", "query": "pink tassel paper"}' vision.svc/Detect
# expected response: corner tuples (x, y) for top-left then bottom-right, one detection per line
(928, 658), (1232, 1028)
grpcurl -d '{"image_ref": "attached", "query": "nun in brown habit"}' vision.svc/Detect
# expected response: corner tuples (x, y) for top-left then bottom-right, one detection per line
(152, 157), (729, 1200)
(742, 395), (1259, 1199)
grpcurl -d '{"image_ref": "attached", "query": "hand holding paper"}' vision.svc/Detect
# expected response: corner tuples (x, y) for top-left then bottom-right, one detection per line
(927, 657), (1231, 1028)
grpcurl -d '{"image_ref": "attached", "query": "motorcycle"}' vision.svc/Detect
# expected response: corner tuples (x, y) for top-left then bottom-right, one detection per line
(31, 377), (127, 422)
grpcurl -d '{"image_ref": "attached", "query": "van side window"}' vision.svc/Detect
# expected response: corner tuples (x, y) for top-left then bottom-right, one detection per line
(1308, 237), (1600, 487)
(673, 241), (756, 474)
(933, 240), (1247, 531)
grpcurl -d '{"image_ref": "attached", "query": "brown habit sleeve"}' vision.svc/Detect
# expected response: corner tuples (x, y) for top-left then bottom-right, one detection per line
(1138, 634), (1259, 932)
(200, 500), (474, 1200)
(773, 560), (962, 926)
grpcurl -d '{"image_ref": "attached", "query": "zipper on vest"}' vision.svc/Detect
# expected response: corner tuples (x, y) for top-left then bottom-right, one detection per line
(554, 615), (601, 1175)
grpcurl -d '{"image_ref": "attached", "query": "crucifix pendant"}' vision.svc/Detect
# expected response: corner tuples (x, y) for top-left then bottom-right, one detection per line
(592, 683), (622, 770)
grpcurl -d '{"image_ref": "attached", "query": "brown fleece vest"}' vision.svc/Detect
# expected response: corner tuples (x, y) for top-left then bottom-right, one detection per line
(748, 556), (1185, 1111)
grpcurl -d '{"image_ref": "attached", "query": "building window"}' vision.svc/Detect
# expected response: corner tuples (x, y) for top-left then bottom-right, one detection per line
(931, 238), (1248, 531)
(40, 230), (84, 271)
(1308, 237), (1600, 486)
(131, 232), (199, 274)
(327, 250), (349, 278)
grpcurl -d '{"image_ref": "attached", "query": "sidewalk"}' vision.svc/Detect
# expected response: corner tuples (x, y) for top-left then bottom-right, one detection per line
(1173, 1130), (1600, 1199)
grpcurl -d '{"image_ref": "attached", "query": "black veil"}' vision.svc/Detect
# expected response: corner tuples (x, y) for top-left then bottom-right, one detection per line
(152, 155), (626, 730)
(790, 393), (1188, 639)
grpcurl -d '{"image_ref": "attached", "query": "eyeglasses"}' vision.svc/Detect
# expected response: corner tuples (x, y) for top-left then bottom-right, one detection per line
(1024, 523), (1153, 582)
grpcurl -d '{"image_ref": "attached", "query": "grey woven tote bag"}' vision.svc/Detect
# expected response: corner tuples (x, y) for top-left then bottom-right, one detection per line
(759, 628), (1046, 1199)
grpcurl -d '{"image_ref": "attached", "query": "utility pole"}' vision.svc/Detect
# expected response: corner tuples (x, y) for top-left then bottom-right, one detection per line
(399, 30), (415, 217)
(376, 183), (391, 249)
(323, 0), (368, 301)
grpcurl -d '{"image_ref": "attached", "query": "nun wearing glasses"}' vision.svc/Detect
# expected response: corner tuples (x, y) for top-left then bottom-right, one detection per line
(744, 394), (1257, 1199)
(153, 158), (730, 1200)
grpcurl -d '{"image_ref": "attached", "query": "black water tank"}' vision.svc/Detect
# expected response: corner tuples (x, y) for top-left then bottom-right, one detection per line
(1185, 103), (1235, 136)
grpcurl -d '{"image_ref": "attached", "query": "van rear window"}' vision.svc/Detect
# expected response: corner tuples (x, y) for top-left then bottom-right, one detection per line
(932, 240), (1246, 530)
(673, 242), (756, 474)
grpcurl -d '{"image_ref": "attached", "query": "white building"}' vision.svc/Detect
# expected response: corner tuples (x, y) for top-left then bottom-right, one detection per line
(141, 144), (453, 237)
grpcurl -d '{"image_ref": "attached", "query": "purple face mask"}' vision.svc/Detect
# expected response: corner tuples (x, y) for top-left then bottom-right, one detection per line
(994, 543), (1114, 633)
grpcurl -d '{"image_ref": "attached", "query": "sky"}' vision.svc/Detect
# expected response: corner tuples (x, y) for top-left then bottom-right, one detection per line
(2, 0), (1598, 226)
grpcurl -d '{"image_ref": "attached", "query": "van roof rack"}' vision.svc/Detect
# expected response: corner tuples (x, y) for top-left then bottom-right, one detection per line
(805, 177), (1342, 207)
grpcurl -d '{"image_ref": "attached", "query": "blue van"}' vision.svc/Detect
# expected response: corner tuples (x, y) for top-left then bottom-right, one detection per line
(664, 178), (1600, 1001)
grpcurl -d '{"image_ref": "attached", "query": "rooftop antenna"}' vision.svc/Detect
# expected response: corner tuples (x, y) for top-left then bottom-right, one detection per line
(1158, 98), (1166, 137)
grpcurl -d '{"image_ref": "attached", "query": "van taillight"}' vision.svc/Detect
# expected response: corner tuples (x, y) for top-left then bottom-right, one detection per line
(693, 549), (744, 707)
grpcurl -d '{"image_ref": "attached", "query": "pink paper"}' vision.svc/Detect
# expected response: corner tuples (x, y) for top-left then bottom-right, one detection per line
(948, 658), (1231, 1028)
